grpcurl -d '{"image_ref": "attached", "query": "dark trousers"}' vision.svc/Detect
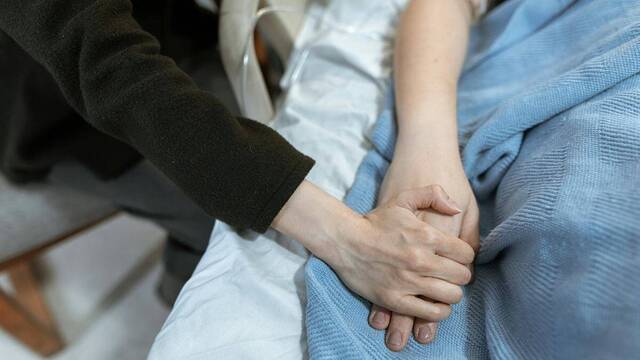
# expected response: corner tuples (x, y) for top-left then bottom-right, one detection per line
(52, 48), (239, 304)
(50, 160), (215, 305)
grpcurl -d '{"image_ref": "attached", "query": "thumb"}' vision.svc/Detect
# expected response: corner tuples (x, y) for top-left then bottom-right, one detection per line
(396, 185), (462, 216)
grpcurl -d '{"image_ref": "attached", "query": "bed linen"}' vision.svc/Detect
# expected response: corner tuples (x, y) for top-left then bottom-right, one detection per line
(148, 1), (408, 359)
(305, 0), (640, 359)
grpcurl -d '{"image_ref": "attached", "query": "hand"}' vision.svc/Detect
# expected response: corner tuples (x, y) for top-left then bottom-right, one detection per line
(271, 181), (474, 332)
(382, 0), (478, 350)
(368, 159), (480, 351)
(379, 159), (480, 253)
(329, 185), (475, 321)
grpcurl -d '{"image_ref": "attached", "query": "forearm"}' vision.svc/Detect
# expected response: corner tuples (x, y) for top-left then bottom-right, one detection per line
(368, 4), (479, 344)
(394, 0), (473, 167)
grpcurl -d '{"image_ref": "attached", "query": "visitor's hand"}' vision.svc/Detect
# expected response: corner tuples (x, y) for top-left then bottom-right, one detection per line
(379, 158), (480, 262)
(272, 181), (474, 330)
(368, 158), (480, 351)
(329, 185), (475, 322)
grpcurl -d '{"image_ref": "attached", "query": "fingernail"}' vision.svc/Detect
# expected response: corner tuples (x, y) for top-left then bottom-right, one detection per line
(429, 322), (438, 338)
(387, 330), (403, 347)
(417, 326), (432, 342)
(372, 311), (387, 326)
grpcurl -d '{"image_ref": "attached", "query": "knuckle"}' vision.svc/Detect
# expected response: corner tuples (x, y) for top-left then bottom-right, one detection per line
(438, 305), (452, 320)
(424, 306), (441, 321)
(422, 226), (439, 246)
(463, 241), (476, 260)
(427, 184), (440, 192)
(430, 184), (446, 196)
(419, 259), (434, 273)
(422, 280), (446, 305)
(428, 304), (451, 321)
(377, 291), (395, 307)
(463, 247), (476, 264)
(398, 269), (414, 283)
(404, 247), (423, 270)
(450, 264), (471, 285)
(402, 225), (420, 242)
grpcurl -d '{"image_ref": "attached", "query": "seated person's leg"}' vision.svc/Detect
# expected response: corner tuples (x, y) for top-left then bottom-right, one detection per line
(49, 161), (215, 306)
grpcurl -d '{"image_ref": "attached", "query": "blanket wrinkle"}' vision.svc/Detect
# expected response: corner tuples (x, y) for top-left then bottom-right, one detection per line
(305, 0), (640, 358)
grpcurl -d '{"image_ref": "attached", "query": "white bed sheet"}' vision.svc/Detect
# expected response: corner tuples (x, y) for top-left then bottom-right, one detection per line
(148, 1), (407, 359)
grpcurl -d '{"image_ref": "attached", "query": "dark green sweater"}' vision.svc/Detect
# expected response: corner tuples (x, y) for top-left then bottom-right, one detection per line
(0, 0), (314, 233)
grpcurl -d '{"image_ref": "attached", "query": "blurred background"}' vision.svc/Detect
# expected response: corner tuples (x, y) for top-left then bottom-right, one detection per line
(0, 0), (298, 358)
(0, 215), (169, 360)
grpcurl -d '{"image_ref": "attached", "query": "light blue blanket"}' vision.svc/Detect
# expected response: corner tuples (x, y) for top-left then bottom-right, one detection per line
(305, 0), (640, 358)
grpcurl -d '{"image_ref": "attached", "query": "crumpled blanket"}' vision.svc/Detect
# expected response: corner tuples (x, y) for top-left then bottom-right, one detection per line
(304, 0), (640, 358)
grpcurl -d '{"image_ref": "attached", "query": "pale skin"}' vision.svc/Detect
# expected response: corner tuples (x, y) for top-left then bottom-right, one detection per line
(367, 0), (481, 352)
(273, 0), (480, 352)
(272, 181), (475, 322)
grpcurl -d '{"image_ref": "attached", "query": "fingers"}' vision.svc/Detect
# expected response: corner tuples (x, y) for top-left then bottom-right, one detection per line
(403, 229), (474, 285)
(434, 232), (476, 265)
(396, 185), (462, 216)
(369, 304), (391, 330)
(412, 277), (464, 304)
(385, 313), (414, 352)
(371, 306), (439, 350)
(413, 318), (438, 344)
(426, 256), (473, 286)
(393, 295), (451, 322)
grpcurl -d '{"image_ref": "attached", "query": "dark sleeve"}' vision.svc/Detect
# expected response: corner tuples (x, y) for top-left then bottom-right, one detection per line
(0, 0), (314, 233)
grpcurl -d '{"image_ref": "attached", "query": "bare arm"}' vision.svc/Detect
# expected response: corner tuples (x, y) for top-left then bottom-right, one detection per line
(393, 0), (472, 175)
(370, 0), (482, 351)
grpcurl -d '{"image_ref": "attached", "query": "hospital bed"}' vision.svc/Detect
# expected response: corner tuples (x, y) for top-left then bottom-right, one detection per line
(148, 1), (408, 358)
(219, 0), (308, 123)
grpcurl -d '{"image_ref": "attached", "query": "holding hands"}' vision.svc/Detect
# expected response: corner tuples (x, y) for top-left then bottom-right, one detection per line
(368, 158), (480, 351)
(275, 0), (481, 350)
(330, 185), (475, 322)
(363, 0), (482, 350)
(273, 182), (476, 350)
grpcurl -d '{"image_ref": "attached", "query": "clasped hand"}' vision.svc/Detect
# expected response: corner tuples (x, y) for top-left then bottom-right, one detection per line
(328, 185), (475, 348)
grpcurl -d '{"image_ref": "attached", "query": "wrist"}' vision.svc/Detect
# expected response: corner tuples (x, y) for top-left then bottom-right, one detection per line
(272, 180), (366, 267)
(392, 139), (464, 175)
(381, 146), (470, 205)
(395, 120), (461, 164)
(301, 198), (365, 269)
(326, 209), (371, 270)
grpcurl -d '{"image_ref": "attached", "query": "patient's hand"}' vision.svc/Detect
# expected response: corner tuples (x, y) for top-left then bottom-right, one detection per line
(368, 161), (480, 351)
(378, 0), (481, 350)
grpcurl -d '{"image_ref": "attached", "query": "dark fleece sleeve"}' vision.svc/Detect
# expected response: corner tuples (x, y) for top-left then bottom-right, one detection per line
(0, 0), (314, 232)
